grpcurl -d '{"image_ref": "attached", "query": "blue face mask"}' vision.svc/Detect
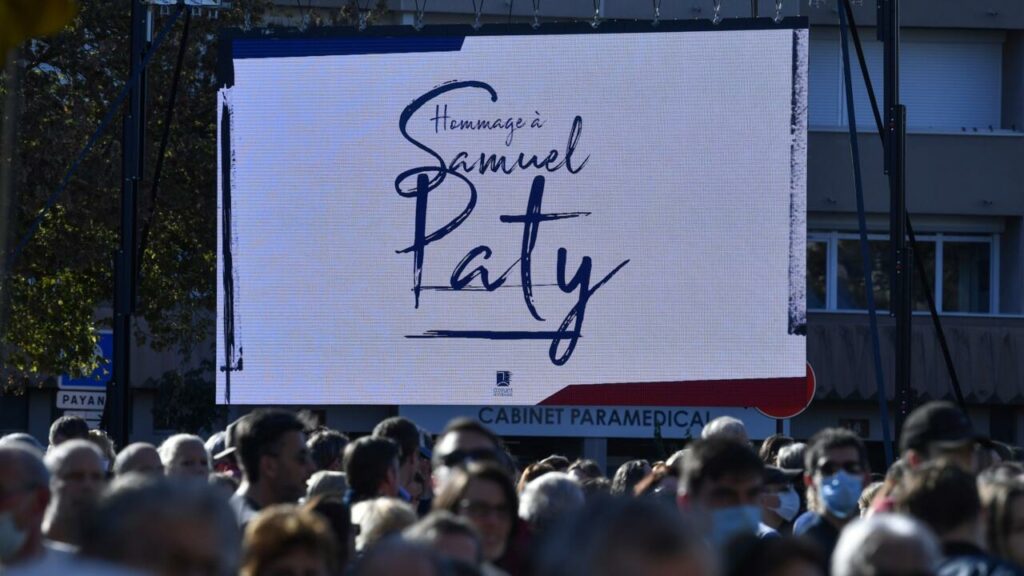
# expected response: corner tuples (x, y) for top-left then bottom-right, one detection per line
(710, 505), (762, 548)
(819, 470), (863, 519)
(771, 487), (801, 522)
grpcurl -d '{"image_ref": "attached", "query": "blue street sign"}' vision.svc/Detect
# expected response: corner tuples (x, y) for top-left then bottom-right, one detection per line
(60, 331), (112, 390)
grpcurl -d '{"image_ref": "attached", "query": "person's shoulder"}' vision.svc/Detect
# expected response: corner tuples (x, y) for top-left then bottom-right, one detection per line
(5, 555), (145, 576)
(757, 523), (781, 539)
(938, 555), (1024, 576)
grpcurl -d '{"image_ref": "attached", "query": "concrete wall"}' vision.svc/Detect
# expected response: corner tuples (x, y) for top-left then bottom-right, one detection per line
(807, 131), (1024, 216)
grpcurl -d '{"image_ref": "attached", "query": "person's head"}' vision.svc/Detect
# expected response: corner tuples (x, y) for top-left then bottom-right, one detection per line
(43, 438), (105, 543)
(581, 477), (612, 501)
(236, 409), (315, 504)
(568, 459), (604, 482)
(307, 429), (349, 472)
(761, 466), (802, 527)
(900, 401), (979, 473)
(535, 496), (714, 576)
(159, 434), (212, 479)
(517, 462), (554, 494)
(804, 428), (869, 524)
(113, 443), (163, 477)
(519, 472), (584, 535)
(858, 482), (884, 518)
(48, 415), (90, 448)
(82, 473), (241, 576)
(433, 461), (517, 562)
(633, 464), (680, 502)
(725, 536), (825, 576)
(831, 514), (941, 576)
(759, 435), (794, 465)
(306, 470), (348, 501)
(0, 444), (50, 565)
(241, 505), (337, 576)
(776, 442), (807, 472)
(678, 438), (764, 548)
(373, 417), (422, 491)
(351, 538), (445, 576)
(981, 479), (1024, 567)
(351, 497), (417, 551)
(0, 433), (45, 453)
(303, 496), (354, 573)
(895, 460), (981, 544)
(344, 436), (401, 502)
(701, 416), (748, 444)
(87, 429), (116, 473)
(432, 418), (502, 489)
(404, 510), (483, 566)
(612, 459), (652, 496)
(539, 455), (570, 473)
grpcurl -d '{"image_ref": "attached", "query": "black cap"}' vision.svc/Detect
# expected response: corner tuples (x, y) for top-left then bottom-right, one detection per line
(763, 466), (802, 485)
(213, 415), (249, 462)
(899, 401), (981, 455)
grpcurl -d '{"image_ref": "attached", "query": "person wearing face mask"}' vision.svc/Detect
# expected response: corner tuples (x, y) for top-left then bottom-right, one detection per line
(798, 428), (870, 570)
(677, 437), (766, 552)
(761, 466), (802, 537)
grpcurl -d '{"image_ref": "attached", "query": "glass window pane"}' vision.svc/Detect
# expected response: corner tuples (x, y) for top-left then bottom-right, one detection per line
(911, 242), (936, 312)
(837, 239), (891, 311)
(807, 241), (827, 310)
(942, 242), (990, 313)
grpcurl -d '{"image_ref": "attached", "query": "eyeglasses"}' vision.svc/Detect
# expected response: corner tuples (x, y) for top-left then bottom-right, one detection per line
(817, 460), (863, 476)
(440, 448), (499, 468)
(458, 499), (511, 519)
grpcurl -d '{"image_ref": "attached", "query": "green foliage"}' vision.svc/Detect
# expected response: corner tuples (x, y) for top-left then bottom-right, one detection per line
(150, 358), (224, 434)
(2, 1), (272, 383)
(2, 1), (391, 402)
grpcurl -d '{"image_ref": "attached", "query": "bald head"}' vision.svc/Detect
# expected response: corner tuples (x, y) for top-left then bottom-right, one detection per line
(0, 445), (51, 564)
(0, 444), (49, 492)
(43, 440), (105, 510)
(114, 443), (163, 477)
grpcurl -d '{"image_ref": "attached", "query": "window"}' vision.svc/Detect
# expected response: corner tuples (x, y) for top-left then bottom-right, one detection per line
(807, 232), (997, 315)
(809, 28), (1004, 132)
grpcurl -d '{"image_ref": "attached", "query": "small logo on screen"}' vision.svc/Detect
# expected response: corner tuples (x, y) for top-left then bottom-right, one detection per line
(496, 371), (511, 387)
(494, 371), (512, 397)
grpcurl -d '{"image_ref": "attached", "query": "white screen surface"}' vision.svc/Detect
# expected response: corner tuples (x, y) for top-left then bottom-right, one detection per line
(217, 24), (809, 406)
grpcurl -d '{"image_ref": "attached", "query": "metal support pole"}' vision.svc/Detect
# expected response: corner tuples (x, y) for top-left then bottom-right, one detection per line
(109, 0), (148, 447)
(881, 0), (912, 443)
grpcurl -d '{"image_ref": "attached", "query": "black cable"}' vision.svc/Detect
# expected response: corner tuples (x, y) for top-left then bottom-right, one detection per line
(840, 0), (968, 417)
(137, 7), (192, 283)
(839, 0), (895, 466)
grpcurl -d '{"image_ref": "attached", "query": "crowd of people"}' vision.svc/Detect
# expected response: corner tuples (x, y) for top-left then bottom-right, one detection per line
(1, 400), (1023, 576)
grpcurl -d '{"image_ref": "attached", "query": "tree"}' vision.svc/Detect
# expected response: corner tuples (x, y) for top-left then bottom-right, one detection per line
(1, 1), (388, 399)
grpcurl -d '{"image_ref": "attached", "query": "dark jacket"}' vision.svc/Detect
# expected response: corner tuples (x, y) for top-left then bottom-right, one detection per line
(939, 541), (1024, 576)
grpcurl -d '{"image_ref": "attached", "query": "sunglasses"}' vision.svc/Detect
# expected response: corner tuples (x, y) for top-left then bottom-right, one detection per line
(818, 460), (864, 476)
(439, 448), (500, 468)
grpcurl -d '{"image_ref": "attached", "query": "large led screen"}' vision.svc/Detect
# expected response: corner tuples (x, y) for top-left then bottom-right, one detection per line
(217, 21), (809, 407)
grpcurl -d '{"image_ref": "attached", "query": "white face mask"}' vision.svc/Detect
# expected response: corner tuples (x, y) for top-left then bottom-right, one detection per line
(770, 487), (801, 522)
(0, 511), (28, 562)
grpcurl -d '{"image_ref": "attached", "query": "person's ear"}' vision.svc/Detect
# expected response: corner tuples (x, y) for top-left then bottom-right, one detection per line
(32, 488), (51, 516)
(260, 453), (278, 480)
(906, 450), (923, 469)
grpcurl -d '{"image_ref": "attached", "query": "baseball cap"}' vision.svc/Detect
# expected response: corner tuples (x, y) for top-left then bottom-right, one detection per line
(899, 401), (982, 455)
(763, 466), (802, 485)
(213, 415), (249, 461)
